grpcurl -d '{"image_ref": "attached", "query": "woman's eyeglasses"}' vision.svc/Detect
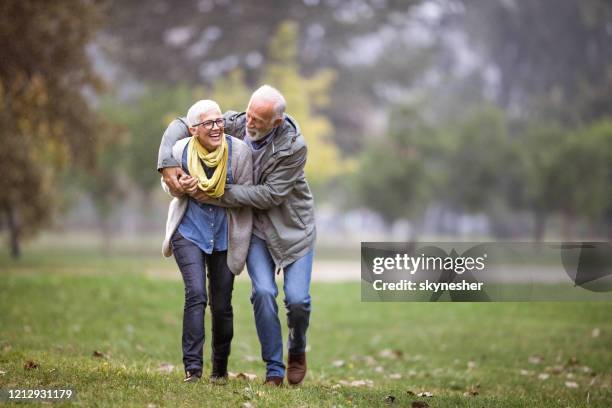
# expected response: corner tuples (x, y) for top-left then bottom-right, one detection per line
(193, 118), (224, 130)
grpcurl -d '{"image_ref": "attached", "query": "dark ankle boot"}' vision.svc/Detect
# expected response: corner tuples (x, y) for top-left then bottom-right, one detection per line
(211, 358), (228, 379)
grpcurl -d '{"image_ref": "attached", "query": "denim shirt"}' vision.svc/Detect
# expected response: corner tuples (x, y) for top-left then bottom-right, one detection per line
(178, 136), (234, 254)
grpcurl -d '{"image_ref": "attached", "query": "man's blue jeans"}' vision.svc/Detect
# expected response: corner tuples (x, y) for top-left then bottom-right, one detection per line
(246, 235), (313, 378)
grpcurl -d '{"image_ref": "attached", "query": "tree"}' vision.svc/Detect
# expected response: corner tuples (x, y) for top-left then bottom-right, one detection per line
(261, 21), (350, 190)
(101, 1), (431, 158)
(108, 85), (194, 197)
(0, 1), (106, 257)
(569, 120), (612, 238)
(74, 99), (131, 252)
(444, 105), (511, 213)
(356, 102), (445, 233)
(454, 0), (612, 122)
(514, 122), (573, 241)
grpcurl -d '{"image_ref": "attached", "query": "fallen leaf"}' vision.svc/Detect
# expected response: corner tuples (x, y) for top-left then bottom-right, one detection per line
(520, 369), (534, 376)
(591, 328), (600, 338)
(236, 372), (257, 381)
(538, 373), (549, 380)
(566, 373), (575, 379)
(243, 355), (258, 362)
(417, 391), (433, 397)
(0, 370), (6, 375)
(243, 403), (254, 408)
(146, 404), (157, 408)
(375, 366), (385, 373)
(411, 401), (429, 408)
(384, 395), (396, 404)
(136, 344), (145, 352)
(92, 350), (105, 358)
(528, 355), (543, 365)
(332, 360), (345, 367)
(24, 360), (39, 370)
(464, 384), (480, 396)
(565, 381), (578, 388)
(567, 357), (579, 366)
(388, 373), (402, 380)
(548, 365), (565, 375)
(379, 349), (404, 359)
(467, 361), (477, 370)
(338, 379), (373, 387)
(157, 363), (175, 373)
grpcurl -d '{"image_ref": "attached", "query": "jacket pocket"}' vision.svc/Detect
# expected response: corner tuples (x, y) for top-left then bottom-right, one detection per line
(288, 201), (306, 229)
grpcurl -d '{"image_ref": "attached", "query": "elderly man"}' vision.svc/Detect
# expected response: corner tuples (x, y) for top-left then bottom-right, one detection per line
(158, 85), (315, 386)
(160, 99), (253, 383)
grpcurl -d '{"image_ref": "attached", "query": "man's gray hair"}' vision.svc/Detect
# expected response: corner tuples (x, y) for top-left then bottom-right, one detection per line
(186, 99), (222, 126)
(249, 85), (286, 119)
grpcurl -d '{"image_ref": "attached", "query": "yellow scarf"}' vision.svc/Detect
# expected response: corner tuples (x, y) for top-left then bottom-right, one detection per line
(186, 135), (228, 198)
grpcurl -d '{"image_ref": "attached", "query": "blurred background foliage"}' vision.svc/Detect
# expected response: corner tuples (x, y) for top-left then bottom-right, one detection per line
(1, 0), (612, 257)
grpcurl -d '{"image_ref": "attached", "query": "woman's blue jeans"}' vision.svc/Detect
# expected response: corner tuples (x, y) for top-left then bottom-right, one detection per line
(171, 231), (234, 374)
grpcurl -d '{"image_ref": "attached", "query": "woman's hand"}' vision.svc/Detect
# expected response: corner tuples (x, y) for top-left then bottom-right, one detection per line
(179, 175), (199, 195)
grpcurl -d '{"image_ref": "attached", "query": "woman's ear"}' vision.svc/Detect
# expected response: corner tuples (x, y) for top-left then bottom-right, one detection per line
(189, 126), (197, 136)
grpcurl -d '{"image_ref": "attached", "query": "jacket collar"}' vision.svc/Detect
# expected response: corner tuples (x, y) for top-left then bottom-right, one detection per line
(268, 114), (301, 156)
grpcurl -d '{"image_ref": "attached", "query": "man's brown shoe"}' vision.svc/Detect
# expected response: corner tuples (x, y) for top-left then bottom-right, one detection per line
(287, 353), (307, 385)
(264, 376), (283, 386)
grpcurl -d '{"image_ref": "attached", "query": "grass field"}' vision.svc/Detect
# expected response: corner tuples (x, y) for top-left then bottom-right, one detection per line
(1, 249), (612, 407)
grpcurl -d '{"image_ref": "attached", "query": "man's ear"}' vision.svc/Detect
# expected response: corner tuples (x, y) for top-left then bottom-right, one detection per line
(272, 117), (283, 128)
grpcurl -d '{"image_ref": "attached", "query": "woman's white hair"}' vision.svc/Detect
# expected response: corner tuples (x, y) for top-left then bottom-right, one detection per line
(249, 85), (286, 119)
(186, 99), (222, 126)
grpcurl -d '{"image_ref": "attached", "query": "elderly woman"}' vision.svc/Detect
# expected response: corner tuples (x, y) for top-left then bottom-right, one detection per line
(161, 99), (252, 382)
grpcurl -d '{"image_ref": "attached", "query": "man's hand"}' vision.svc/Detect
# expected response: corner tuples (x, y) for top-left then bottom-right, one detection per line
(162, 167), (187, 196)
(190, 190), (213, 203)
(179, 175), (199, 195)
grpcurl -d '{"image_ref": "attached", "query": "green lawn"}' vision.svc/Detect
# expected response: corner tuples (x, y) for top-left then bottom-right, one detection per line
(1, 252), (611, 407)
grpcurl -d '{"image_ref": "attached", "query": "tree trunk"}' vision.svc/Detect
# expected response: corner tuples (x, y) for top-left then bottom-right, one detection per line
(5, 203), (21, 258)
(533, 210), (547, 243)
(98, 211), (113, 256)
(561, 211), (575, 241)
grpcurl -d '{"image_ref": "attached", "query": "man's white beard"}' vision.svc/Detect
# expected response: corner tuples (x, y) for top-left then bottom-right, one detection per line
(247, 127), (270, 142)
